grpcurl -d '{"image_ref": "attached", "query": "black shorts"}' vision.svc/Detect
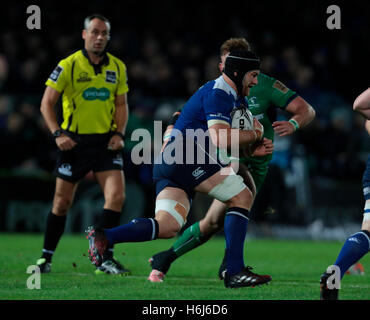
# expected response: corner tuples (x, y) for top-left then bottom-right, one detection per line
(53, 132), (124, 183)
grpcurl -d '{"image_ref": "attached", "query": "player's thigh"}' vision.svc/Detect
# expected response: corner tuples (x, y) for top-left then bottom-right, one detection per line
(361, 158), (370, 231)
(194, 166), (244, 199)
(361, 219), (370, 232)
(195, 166), (252, 209)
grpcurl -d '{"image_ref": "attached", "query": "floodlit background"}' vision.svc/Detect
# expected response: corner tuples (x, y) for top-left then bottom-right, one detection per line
(1, 0), (370, 239)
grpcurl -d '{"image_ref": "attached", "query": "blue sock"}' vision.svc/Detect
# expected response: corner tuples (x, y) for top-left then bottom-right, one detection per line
(334, 230), (370, 279)
(104, 218), (159, 245)
(224, 207), (250, 276)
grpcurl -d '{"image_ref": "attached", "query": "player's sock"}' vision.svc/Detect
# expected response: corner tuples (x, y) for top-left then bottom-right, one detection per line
(224, 207), (250, 276)
(100, 209), (121, 259)
(334, 230), (370, 279)
(172, 221), (210, 257)
(41, 211), (67, 262)
(104, 218), (159, 245)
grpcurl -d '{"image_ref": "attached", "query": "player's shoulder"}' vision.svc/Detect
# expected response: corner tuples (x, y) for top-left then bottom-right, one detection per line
(57, 50), (82, 68)
(107, 52), (127, 70)
(211, 76), (237, 99)
(258, 73), (291, 94)
(257, 72), (277, 85)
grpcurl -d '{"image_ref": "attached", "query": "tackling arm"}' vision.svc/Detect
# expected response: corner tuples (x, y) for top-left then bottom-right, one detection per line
(272, 96), (315, 136)
(209, 118), (263, 150)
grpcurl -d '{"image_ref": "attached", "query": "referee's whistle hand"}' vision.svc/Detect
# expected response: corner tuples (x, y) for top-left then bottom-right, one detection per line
(107, 135), (124, 151)
(56, 135), (77, 151)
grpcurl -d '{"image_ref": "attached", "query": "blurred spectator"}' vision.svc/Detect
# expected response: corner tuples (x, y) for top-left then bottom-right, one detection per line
(0, 0), (368, 207)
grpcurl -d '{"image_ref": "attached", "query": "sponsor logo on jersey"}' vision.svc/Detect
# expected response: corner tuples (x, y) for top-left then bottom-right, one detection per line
(77, 72), (92, 82)
(247, 96), (260, 110)
(58, 163), (72, 176)
(209, 113), (230, 122)
(106, 70), (117, 84)
(192, 167), (206, 179)
(82, 87), (110, 101)
(49, 65), (63, 82)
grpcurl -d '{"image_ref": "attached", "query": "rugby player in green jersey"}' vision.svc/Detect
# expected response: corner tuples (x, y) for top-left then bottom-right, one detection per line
(148, 38), (315, 283)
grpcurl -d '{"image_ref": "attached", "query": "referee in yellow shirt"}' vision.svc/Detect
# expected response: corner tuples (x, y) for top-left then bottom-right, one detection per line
(37, 14), (130, 275)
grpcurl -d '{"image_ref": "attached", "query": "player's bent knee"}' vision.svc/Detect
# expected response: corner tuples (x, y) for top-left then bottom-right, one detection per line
(155, 213), (181, 238)
(155, 199), (188, 232)
(53, 196), (73, 214)
(208, 169), (247, 203)
(227, 187), (254, 210)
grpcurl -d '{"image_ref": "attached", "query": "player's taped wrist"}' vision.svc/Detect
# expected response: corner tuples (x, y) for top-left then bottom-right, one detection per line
(289, 119), (299, 131)
(163, 127), (173, 142)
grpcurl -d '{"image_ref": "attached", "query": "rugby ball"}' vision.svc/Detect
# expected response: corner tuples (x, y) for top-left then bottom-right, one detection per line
(231, 105), (254, 130)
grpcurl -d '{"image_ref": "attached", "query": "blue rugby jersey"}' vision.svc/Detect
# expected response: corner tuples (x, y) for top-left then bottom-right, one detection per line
(173, 76), (240, 135)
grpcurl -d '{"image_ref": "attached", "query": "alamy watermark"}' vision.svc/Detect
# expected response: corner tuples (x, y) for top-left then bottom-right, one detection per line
(326, 5), (341, 30)
(26, 5), (342, 33)
(26, 5), (41, 30)
(325, 265), (341, 289)
(26, 265), (41, 289)
(130, 121), (241, 172)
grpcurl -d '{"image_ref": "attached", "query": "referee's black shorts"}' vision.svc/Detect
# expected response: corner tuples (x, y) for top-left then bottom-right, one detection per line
(53, 131), (124, 183)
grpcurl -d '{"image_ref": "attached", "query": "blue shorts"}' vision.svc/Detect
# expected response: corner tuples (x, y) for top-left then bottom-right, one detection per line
(362, 155), (370, 200)
(153, 136), (229, 200)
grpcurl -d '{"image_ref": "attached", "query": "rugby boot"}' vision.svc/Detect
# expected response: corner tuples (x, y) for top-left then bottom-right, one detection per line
(85, 226), (109, 267)
(36, 258), (52, 273)
(95, 257), (131, 275)
(224, 266), (272, 288)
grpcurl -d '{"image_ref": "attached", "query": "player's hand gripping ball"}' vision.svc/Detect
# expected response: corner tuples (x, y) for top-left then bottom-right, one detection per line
(231, 105), (263, 157)
(231, 105), (254, 130)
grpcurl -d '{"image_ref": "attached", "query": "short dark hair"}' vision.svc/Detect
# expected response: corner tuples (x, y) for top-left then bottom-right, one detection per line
(84, 14), (111, 31)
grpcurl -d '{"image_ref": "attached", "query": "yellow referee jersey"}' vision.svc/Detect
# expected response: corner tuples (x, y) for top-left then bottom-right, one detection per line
(45, 49), (129, 134)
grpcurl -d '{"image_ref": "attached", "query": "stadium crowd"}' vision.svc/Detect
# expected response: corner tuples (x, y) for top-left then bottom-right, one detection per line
(1, 1), (369, 223)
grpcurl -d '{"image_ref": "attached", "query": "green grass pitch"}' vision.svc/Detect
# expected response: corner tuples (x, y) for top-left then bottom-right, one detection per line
(0, 233), (369, 300)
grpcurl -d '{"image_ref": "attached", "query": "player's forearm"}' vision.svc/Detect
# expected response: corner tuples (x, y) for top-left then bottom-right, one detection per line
(286, 97), (316, 129)
(114, 101), (129, 134)
(40, 99), (60, 134)
(40, 86), (62, 134)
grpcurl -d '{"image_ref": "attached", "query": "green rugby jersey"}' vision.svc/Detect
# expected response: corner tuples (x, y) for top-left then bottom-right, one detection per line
(243, 73), (298, 190)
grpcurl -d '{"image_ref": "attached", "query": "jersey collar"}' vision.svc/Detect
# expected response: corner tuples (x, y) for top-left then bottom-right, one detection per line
(82, 48), (109, 74)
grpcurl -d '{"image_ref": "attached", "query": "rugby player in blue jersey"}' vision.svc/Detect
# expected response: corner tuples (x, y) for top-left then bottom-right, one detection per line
(86, 50), (272, 287)
(320, 88), (370, 300)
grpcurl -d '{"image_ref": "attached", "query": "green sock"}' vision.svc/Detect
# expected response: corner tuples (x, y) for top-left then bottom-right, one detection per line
(172, 221), (209, 257)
